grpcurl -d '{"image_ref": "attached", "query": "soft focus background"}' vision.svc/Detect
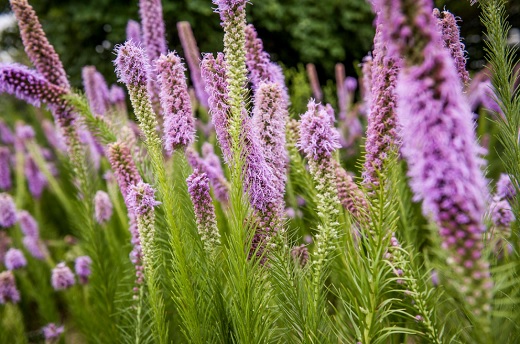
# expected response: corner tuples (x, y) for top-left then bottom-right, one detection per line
(0, 0), (518, 88)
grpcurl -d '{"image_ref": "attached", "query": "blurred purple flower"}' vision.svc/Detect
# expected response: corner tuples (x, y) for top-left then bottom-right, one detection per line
(42, 323), (64, 343)
(0, 270), (20, 304)
(156, 52), (195, 153)
(10, 0), (70, 88)
(94, 190), (113, 224)
(51, 262), (75, 290)
(4, 248), (27, 270)
(0, 193), (17, 228)
(0, 147), (12, 191)
(74, 255), (92, 284)
(126, 19), (142, 45)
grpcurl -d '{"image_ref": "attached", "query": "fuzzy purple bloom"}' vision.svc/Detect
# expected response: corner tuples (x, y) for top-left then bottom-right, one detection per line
(187, 169), (220, 252)
(126, 20), (142, 45)
(0, 193), (17, 228)
(114, 42), (150, 89)
(213, 0), (248, 22)
(496, 173), (516, 200)
(107, 142), (142, 201)
(298, 100), (341, 161)
(109, 85), (126, 105)
(433, 9), (470, 86)
(186, 147), (230, 204)
(468, 79), (502, 115)
(362, 24), (400, 188)
(82, 66), (110, 116)
(138, 0), (166, 113)
(10, 0), (70, 89)
(15, 123), (35, 142)
(490, 198), (515, 228)
(0, 270), (20, 304)
(51, 262), (75, 290)
(25, 156), (47, 199)
(4, 248), (27, 270)
(126, 182), (161, 216)
(0, 120), (14, 145)
(94, 190), (113, 224)
(0, 64), (75, 128)
(156, 52), (195, 153)
(22, 236), (45, 260)
(252, 82), (288, 210)
(42, 323), (64, 343)
(74, 255), (92, 284)
(177, 21), (209, 108)
(245, 24), (279, 90)
(242, 116), (278, 213)
(201, 53), (233, 161)
(378, 0), (492, 314)
(0, 147), (12, 191)
(18, 210), (38, 237)
(138, 0), (167, 63)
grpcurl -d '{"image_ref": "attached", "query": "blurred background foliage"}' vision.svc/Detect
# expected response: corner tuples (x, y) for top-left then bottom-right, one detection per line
(0, 0), (518, 90)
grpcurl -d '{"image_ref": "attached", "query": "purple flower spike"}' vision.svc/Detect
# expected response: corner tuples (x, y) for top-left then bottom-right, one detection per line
(362, 24), (400, 189)
(490, 198), (515, 228)
(252, 82), (288, 209)
(186, 147), (230, 204)
(0, 120), (15, 145)
(51, 262), (75, 290)
(0, 147), (12, 191)
(187, 169), (220, 253)
(298, 100), (341, 161)
(16, 125), (33, 143)
(22, 236), (46, 260)
(94, 191), (113, 224)
(0, 64), (75, 127)
(10, 0), (70, 88)
(4, 248), (27, 270)
(156, 52), (195, 153)
(138, 0), (167, 113)
(201, 53), (232, 162)
(107, 142), (142, 202)
(244, 24), (276, 89)
(138, 0), (167, 63)
(433, 9), (470, 86)
(0, 270), (20, 304)
(177, 21), (209, 108)
(378, 0), (492, 315)
(126, 19), (142, 45)
(75, 255), (92, 284)
(126, 182), (161, 216)
(496, 173), (516, 200)
(25, 156), (48, 199)
(4, 247), (25, 270)
(0, 193), (17, 228)
(42, 323), (64, 343)
(114, 41), (150, 89)
(82, 66), (110, 116)
(18, 210), (39, 237)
